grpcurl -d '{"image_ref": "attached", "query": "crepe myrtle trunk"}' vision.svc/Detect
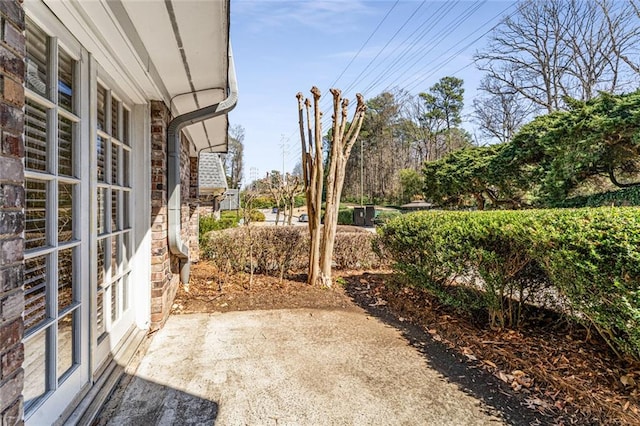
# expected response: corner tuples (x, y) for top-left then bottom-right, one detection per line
(297, 87), (366, 287)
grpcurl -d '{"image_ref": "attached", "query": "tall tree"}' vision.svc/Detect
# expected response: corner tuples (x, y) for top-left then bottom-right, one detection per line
(225, 124), (245, 188)
(419, 76), (466, 161)
(475, 0), (640, 113)
(473, 76), (533, 144)
(499, 90), (640, 202)
(297, 87), (366, 287)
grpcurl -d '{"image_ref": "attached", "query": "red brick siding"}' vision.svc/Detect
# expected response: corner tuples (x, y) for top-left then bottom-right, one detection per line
(0, 1), (24, 424)
(149, 101), (198, 329)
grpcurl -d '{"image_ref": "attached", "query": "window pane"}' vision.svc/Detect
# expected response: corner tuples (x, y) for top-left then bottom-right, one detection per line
(57, 311), (75, 381)
(58, 183), (73, 243)
(58, 49), (74, 112)
(97, 187), (106, 235)
(97, 136), (106, 182)
(97, 238), (106, 289)
(25, 100), (48, 172)
(111, 235), (120, 276)
(24, 256), (47, 331)
(97, 85), (106, 131)
(123, 273), (129, 311)
(58, 116), (74, 176)
(123, 109), (129, 145)
(25, 180), (47, 250)
(122, 231), (130, 270)
(123, 191), (130, 229)
(111, 189), (119, 232)
(111, 143), (119, 185)
(123, 149), (130, 187)
(24, 330), (48, 408)
(26, 20), (49, 97)
(111, 279), (119, 322)
(96, 291), (105, 337)
(111, 99), (120, 137)
(58, 248), (74, 313)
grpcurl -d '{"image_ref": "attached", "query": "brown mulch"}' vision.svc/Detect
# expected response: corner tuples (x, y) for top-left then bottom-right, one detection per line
(172, 261), (355, 313)
(341, 271), (640, 426)
(173, 262), (640, 425)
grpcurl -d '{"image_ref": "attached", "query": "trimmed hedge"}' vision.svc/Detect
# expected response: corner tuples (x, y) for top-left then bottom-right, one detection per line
(202, 226), (385, 278)
(378, 208), (640, 360)
(337, 209), (353, 225)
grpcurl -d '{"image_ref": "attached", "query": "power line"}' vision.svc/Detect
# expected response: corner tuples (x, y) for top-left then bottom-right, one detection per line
(368, 0), (488, 97)
(341, 1), (428, 97)
(352, 1), (459, 98)
(323, 0), (400, 93)
(400, 2), (517, 94)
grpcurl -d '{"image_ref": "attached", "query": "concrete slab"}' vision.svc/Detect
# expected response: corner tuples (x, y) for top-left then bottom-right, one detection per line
(101, 309), (504, 425)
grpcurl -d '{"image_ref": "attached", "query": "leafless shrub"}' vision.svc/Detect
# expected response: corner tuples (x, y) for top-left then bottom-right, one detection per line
(202, 226), (385, 277)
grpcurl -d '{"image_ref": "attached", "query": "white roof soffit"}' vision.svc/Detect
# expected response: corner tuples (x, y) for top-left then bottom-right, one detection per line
(40, 0), (231, 156)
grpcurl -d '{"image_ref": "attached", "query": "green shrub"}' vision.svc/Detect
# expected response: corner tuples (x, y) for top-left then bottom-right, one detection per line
(249, 196), (274, 209)
(199, 213), (239, 244)
(551, 186), (640, 208)
(294, 194), (306, 208)
(373, 210), (401, 226)
(337, 209), (353, 225)
(379, 208), (640, 359)
(249, 209), (266, 222)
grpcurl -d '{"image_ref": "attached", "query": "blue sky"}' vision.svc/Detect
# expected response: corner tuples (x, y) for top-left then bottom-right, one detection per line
(229, 0), (515, 186)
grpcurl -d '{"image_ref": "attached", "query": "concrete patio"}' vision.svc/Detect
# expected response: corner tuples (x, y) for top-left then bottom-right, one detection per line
(97, 308), (505, 425)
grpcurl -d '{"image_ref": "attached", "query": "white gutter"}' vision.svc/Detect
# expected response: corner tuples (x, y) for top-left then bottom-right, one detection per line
(167, 45), (238, 284)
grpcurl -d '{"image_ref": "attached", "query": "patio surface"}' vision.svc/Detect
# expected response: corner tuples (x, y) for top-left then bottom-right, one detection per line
(98, 308), (504, 425)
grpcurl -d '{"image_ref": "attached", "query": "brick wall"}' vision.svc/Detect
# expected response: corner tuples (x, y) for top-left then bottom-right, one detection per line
(187, 157), (199, 263)
(0, 1), (25, 424)
(149, 101), (198, 330)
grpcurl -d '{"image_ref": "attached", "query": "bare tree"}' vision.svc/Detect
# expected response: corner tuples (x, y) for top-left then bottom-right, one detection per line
(476, 0), (640, 113)
(473, 76), (533, 144)
(600, 0), (640, 78)
(297, 87), (366, 287)
(225, 124), (245, 188)
(264, 171), (284, 225)
(475, 0), (572, 113)
(281, 173), (302, 225)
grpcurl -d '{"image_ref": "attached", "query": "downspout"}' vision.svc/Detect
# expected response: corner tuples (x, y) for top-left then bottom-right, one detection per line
(167, 45), (238, 284)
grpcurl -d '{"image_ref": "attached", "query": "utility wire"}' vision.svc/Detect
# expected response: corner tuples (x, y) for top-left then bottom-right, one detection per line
(400, 2), (517, 94)
(323, 0), (400, 93)
(352, 0), (459, 98)
(364, 0), (487, 98)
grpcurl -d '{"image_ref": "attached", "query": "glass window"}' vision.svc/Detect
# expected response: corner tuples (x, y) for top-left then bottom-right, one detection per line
(58, 49), (74, 112)
(24, 20), (82, 413)
(25, 100), (49, 172)
(25, 19), (49, 98)
(58, 116), (74, 177)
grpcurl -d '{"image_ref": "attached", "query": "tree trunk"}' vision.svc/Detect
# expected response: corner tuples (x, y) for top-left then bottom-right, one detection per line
(298, 88), (366, 287)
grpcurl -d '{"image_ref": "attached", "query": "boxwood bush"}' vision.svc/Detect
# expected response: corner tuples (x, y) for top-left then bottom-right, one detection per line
(337, 208), (353, 225)
(378, 208), (640, 360)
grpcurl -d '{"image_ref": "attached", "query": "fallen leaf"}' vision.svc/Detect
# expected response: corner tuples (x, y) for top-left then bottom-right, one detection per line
(512, 370), (526, 378)
(496, 371), (514, 383)
(484, 360), (498, 369)
(621, 375), (636, 387)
